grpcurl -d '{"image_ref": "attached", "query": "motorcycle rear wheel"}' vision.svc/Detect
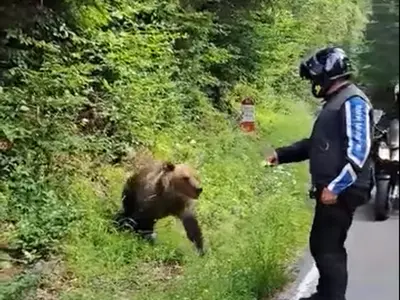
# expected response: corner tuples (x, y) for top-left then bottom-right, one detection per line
(374, 179), (391, 221)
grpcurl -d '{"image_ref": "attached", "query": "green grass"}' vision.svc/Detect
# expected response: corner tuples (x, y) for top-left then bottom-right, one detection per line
(31, 97), (313, 300)
(1, 93), (314, 300)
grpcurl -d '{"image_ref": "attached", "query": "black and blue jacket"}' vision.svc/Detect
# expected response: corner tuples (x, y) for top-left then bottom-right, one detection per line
(276, 83), (373, 194)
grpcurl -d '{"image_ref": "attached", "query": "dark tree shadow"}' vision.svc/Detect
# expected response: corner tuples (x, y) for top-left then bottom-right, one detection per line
(357, 0), (399, 111)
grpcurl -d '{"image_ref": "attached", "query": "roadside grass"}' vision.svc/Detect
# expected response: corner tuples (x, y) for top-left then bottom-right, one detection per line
(0, 93), (313, 300)
(50, 98), (314, 300)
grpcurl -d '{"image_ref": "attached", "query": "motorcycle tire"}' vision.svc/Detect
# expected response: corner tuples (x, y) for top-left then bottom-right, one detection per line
(374, 179), (391, 221)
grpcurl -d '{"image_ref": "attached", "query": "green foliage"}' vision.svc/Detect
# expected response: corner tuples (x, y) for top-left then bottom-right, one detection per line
(357, 0), (399, 109)
(0, 272), (40, 300)
(0, 0), (368, 299)
(358, 0), (399, 87)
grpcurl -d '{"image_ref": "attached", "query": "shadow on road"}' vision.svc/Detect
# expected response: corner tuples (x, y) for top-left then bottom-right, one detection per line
(353, 190), (399, 223)
(353, 203), (374, 222)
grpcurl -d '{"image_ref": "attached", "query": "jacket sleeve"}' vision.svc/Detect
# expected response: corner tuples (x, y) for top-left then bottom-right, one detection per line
(327, 96), (372, 195)
(275, 138), (310, 164)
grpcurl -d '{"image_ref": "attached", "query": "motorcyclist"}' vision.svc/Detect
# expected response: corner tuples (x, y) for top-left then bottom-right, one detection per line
(267, 47), (373, 300)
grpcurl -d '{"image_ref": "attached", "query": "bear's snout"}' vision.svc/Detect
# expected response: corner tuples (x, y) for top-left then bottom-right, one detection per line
(196, 187), (203, 195)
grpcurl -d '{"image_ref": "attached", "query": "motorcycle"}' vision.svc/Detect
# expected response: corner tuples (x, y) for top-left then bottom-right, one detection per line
(371, 109), (399, 221)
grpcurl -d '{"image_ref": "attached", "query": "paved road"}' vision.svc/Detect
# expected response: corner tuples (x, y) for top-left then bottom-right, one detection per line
(276, 200), (399, 300)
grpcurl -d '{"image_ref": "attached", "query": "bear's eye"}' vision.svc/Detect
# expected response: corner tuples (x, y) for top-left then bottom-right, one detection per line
(183, 176), (190, 181)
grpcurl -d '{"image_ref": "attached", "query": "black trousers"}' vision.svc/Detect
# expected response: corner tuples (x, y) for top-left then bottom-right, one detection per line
(310, 187), (368, 300)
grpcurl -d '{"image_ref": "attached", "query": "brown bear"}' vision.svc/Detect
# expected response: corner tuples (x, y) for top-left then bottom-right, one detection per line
(115, 157), (205, 255)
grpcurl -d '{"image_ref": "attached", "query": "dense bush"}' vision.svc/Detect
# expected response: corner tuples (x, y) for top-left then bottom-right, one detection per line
(0, 0), (368, 299)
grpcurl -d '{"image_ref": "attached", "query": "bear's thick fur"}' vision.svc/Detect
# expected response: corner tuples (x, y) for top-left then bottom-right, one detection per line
(115, 156), (205, 255)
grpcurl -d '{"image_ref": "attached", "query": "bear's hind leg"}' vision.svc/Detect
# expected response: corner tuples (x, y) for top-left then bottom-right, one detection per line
(135, 218), (157, 244)
(114, 187), (139, 231)
(112, 210), (138, 232)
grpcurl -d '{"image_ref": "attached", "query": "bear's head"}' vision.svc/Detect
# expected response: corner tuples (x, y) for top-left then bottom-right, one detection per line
(162, 162), (203, 199)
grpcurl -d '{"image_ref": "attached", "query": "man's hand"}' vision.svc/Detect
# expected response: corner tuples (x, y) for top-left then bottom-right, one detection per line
(320, 187), (338, 205)
(265, 151), (279, 166)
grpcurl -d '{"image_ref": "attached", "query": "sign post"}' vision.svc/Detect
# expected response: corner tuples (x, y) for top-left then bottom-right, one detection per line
(239, 97), (255, 133)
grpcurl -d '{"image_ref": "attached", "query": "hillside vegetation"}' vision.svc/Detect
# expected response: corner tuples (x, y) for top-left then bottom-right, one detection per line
(1, 0), (368, 299)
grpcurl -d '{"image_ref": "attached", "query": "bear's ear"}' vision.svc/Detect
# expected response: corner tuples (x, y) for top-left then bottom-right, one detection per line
(162, 161), (175, 172)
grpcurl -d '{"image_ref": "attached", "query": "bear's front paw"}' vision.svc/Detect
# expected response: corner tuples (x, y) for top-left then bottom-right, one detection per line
(196, 247), (206, 257)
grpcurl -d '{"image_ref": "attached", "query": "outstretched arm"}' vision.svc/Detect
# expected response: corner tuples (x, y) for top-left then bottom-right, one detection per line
(327, 96), (372, 195)
(179, 209), (204, 255)
(275, 138), (310, 164)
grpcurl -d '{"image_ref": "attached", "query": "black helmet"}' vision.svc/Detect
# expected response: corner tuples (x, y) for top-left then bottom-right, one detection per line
(299, 47), (353, 98)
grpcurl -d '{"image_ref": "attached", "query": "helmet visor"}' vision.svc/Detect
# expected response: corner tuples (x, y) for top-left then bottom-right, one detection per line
(299, 55), (324, 80)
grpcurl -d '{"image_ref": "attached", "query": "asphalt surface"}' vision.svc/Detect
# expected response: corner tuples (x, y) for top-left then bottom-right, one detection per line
(275, 198), (399, 300)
